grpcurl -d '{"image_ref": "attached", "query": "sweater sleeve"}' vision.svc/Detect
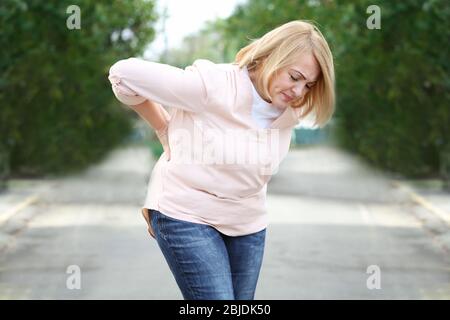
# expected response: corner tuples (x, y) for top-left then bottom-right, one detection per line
(108, 58), (212, 112)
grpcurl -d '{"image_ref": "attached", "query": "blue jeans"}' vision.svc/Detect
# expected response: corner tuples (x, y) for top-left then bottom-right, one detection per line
(149, 209), (266, 300)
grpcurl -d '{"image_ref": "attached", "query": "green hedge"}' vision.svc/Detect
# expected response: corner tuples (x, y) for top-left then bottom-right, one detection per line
(0, 0), (157, 178)
(220, 0), (449, 181)
(334, 0), (449, 179)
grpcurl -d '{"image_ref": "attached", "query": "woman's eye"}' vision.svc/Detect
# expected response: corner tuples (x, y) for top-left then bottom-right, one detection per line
(290, 75), (299, 81)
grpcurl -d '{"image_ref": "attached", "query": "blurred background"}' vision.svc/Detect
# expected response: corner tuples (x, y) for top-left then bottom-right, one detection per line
(0, 0), (449, 299)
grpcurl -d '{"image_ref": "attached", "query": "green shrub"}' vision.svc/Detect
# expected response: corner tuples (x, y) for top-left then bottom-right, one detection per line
(0, 0), (157, 178)
(221, 0), (449, 180)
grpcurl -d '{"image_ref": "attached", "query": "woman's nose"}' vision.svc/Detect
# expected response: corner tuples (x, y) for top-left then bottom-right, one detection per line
(291, 83), (305, 98)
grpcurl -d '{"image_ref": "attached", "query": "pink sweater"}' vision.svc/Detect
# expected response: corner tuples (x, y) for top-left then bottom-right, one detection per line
(108, 58), (303, 236)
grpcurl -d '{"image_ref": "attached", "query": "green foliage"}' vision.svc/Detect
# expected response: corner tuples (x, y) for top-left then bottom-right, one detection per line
(217, 0), (449, 179)
(333, 0), (449, 178)
(0, 0), (158, 177)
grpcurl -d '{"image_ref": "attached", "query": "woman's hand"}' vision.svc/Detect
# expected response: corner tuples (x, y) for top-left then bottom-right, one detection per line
(141, 209), (156, 239)
(128, 100), (171, 161)
(155, 125), (171, 161)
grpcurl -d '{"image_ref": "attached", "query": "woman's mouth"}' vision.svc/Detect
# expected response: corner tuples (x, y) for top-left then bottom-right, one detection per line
(281, 92), (293, 102)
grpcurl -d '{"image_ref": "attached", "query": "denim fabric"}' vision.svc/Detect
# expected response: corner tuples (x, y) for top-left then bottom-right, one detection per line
(149, 209), (266, 300)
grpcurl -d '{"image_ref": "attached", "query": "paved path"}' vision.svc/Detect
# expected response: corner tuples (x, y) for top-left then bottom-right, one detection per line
(0, 144), (449, 299)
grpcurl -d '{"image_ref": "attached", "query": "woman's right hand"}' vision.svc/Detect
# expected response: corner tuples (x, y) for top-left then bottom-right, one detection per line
(155, 125), (171, 161)
(128, 99), (171, 161)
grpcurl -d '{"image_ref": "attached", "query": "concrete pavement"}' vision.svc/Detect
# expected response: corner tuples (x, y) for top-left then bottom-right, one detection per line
(0, 143), (449, 299)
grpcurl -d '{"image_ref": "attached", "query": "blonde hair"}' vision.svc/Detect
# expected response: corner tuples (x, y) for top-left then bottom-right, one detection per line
(234, 20), (335, 128)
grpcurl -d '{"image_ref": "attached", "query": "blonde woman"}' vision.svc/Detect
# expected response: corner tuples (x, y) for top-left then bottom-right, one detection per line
(108, 20), (335, 300)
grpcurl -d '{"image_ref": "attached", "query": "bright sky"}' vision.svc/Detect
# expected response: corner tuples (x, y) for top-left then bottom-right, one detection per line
(144, 0), (245, 59)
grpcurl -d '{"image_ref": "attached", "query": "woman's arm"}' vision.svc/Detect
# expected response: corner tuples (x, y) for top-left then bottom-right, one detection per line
(108, 58), (211, 113)
(131, 100), (171, 160)
(130, 100), (170, 132)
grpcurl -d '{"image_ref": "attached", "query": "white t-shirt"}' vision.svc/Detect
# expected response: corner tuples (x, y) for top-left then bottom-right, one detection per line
(244, 67), (284, 129)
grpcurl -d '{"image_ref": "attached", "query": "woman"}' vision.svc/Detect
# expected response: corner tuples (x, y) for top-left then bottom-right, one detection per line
(108, 20), (335, 300)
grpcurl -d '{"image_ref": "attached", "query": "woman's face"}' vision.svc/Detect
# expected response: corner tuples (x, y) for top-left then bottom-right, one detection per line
(268, 51), (321, 110)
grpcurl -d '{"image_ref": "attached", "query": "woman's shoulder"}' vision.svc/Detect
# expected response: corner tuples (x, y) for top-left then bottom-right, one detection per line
(191, 59), (241, 77)
(189, 59), (247, 96)
(185, 59), (251, 112)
